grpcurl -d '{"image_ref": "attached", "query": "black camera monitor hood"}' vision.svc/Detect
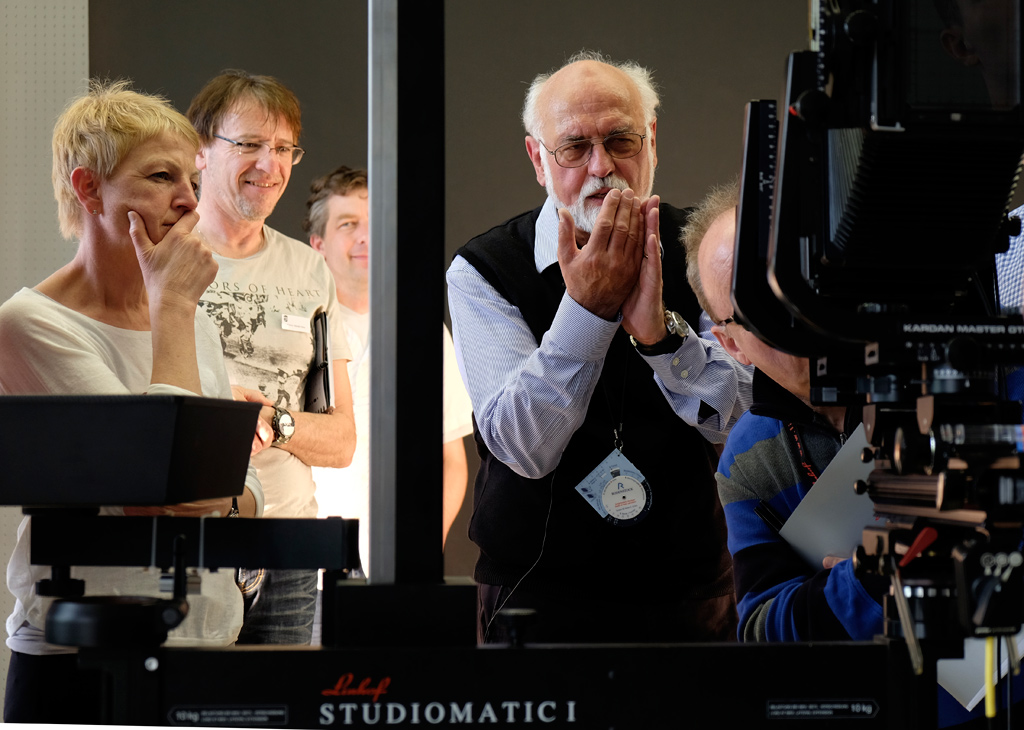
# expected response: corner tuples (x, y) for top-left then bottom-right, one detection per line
(0, 394), (260, 507)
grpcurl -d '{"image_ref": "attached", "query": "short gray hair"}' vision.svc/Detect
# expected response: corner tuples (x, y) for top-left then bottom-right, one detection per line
(521, 50), (660, 139)
(681, 179), (740, 319)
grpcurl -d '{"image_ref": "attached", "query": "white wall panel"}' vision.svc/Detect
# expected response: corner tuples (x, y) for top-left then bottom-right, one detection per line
(0, 0), (88, 705)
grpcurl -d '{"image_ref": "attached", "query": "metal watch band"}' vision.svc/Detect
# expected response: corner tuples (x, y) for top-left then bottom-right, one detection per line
(630, 310), (688, 356)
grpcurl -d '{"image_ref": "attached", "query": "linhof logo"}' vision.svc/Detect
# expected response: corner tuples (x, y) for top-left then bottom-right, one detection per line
(318, 673), (578, 726)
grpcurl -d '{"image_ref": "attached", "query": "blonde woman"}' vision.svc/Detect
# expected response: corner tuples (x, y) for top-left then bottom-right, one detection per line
(0, 80), (262, 723)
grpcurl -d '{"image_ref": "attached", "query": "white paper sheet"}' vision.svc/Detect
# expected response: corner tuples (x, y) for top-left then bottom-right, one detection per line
(778, 422), (876, 567)
(938, 634), (1024, 711)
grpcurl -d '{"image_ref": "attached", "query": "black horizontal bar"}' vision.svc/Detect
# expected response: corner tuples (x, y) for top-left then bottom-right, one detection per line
(28, 513), (359, 571)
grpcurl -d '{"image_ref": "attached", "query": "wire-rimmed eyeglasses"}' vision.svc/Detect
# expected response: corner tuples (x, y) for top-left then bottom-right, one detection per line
(214, 134), (305, 165)
(540, 132), (646, 168)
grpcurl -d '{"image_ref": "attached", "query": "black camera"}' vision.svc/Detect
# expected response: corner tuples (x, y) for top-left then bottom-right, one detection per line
(734, 0), (1024, 649)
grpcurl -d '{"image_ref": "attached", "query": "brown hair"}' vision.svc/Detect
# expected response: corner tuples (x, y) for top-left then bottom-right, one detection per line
(303, 165), (368, 238)
(187, 69), (302, 144)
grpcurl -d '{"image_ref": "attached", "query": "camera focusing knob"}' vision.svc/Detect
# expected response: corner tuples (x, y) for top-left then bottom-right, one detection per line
(842, 9), (877, 45)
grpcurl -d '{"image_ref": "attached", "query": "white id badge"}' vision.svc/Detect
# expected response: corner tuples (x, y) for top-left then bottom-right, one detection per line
(575, 448), (652, 526)
(281, 313), (310, 332)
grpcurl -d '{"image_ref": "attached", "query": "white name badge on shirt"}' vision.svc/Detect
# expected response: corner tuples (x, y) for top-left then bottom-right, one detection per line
(281, 313), (310, 333)
(576, 448), (652, 526)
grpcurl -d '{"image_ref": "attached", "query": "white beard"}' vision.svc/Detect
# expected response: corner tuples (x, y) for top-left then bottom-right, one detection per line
(540, 146), (655, 233)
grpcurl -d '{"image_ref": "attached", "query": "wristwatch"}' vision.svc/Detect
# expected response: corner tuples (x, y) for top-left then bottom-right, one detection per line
(630, 310), (689, 356)
(271, 406), (296, 445)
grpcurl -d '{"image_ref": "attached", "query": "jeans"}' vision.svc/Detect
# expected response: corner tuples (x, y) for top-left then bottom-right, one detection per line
(235, 567), (318, 645)
(311, 587), (322, 646)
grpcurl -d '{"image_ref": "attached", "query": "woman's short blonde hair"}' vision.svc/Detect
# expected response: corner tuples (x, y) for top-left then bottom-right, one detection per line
(52, 79), (200, 239)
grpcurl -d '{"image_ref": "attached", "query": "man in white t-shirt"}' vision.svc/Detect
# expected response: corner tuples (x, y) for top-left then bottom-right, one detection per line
(187, 71), (357, 645)
(303, 165), (473, 575)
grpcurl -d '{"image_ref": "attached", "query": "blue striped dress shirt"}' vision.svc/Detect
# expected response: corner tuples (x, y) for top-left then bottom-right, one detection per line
(447, 197), (753, 479)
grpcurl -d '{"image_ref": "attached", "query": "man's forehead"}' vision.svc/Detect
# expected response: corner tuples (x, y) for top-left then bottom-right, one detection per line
(699, 213), (738, 318)
(220, 99), (295, 140)
(548, 106), (639, 141)
(701, 256), (731, 318)
(539, 63), (644, 139)
(328, 188), (369, 213)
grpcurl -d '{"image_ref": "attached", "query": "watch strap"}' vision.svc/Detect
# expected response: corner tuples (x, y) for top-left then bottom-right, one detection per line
(272, 406), (294, 445)
(630, 310), (688, 356)
(631, 331), (684, 356)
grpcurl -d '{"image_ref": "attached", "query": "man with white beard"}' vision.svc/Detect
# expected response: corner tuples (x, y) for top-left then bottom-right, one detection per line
(447, 51), (752, 644)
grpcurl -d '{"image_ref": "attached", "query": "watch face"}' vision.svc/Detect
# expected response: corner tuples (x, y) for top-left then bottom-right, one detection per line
(276, 409), (296, 437)
(665, 311), (687, 337)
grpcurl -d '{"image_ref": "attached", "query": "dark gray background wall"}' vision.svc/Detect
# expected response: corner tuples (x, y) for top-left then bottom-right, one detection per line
(86, 1), (833, 576)
(89, 0), (371, 242)
(444, 3), (810, 247)
(90, 2), (813, 247)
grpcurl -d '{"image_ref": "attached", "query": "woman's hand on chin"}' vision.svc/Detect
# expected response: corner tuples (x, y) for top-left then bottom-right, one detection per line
(128, 209), (218, 310)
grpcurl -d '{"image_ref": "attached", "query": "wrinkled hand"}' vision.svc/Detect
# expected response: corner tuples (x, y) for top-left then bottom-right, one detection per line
(128, 209), (218, 310)
(557, 188), (644, 320)
(231, 385), (275, 456)
(621, 195), (668, 344)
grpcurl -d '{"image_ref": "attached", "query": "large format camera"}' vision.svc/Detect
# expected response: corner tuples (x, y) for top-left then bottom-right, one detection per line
(735, 0), (1024, 673)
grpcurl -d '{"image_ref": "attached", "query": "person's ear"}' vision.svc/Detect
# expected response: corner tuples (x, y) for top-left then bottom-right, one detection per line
(71, 167), (102, 213)
(525, 136), (547, 188)
(940, 27), (980, 67)
(196, 145), (210, 172)
(648, 118), (657, 169)
(711, 324), (753, 367)
(309, 234), (325, 254)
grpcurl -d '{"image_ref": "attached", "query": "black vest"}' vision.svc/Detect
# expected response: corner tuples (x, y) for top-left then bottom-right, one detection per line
(455, 204), (733, 602)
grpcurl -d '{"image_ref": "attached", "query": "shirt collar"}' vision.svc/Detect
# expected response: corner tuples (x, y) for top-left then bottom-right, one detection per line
(533, 197), (560, 274)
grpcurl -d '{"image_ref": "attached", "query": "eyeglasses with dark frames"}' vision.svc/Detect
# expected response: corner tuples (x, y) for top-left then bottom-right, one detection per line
(540, 132), (646, 168)
(213, 134), (305, 165)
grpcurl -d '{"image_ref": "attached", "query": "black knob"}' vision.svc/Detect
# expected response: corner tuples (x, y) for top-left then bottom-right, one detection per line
(843, 10), (877, 44)
(790, 90), (830, 129)
(946, 336), (977, 373)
